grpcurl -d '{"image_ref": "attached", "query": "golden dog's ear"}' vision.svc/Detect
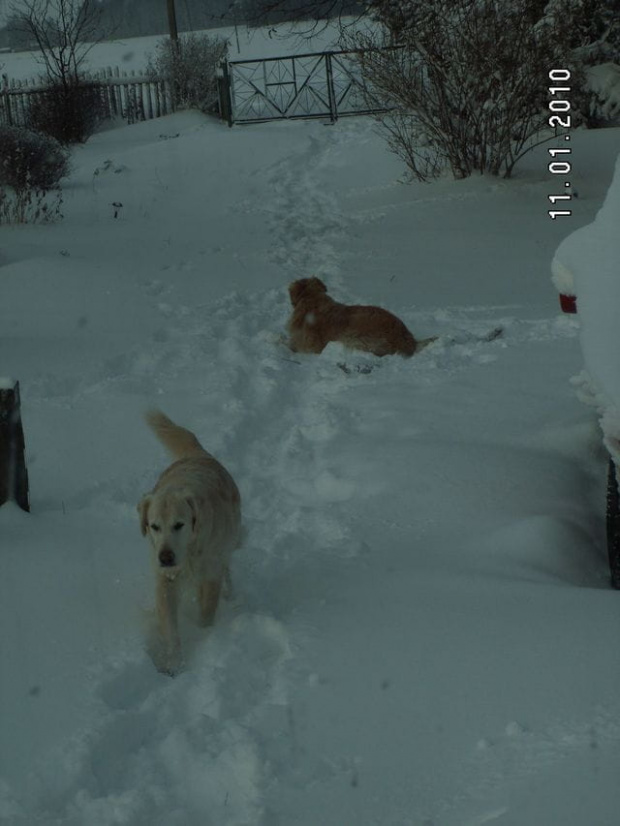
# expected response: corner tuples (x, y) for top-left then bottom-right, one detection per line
(137, 495), (151, 536)
(288, 279), (307, 307)
(289, 277), (327, 306)
(310, 276), (327, 293)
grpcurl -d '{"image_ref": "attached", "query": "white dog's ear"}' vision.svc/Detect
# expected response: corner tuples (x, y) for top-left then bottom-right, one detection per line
(137, 495), (151, 536)
(185, 495), (201, 534)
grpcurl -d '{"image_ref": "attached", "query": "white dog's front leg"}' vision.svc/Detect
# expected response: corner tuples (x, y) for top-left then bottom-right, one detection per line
(155, 575), (182, 675)
(198, 578), (222, 627)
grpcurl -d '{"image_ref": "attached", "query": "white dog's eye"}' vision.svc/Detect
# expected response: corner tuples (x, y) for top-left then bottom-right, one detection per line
(173, 522), (184, 531)
(150, 523), (161, 532)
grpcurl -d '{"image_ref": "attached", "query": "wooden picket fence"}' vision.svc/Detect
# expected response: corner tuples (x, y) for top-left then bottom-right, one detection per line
(0, 67), (175, 129)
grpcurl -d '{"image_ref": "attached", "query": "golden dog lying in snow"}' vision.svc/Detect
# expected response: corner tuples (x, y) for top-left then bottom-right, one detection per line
(287, 277), (435, 357)
(138, 410), (241, 675)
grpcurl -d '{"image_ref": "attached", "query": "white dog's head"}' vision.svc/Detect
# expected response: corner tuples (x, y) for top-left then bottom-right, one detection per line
(138, 490), (201, 575)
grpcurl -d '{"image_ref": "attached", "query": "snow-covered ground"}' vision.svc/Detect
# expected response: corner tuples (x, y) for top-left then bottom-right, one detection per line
(1, 102), (620, 825)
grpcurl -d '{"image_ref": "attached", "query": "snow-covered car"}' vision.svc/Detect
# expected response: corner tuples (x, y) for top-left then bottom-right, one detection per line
(551, 151), (620, 587)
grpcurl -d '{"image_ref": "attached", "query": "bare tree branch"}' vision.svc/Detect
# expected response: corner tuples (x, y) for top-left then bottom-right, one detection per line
(8, 0), (107, 86)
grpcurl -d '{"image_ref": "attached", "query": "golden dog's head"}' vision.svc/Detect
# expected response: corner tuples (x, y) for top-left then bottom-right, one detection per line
(138, 490), (201, 576)
(288, 276), (328, 307)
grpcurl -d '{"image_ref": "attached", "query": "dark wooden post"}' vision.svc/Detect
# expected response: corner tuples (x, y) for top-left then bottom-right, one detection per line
(0, 380), (30, 512)
(167, 0), (179, 45)
(217, 60), (234, 127)
(166, 0), (181, 107)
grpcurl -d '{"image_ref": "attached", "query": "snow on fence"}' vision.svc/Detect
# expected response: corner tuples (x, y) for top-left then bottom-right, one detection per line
(0, 67), (175, 129)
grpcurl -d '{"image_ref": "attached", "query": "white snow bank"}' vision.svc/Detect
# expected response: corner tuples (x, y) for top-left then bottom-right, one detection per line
(551, 151), (620, 450)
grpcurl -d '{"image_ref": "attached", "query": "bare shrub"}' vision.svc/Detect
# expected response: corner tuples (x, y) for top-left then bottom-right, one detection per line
(27, 79), (107, 144)
(146, 33), (228, 115)
(8, 0), (106, 87)
(0, 185), (63, 224)
(347, 0), (581, 181)
(8, 0), (111, 143)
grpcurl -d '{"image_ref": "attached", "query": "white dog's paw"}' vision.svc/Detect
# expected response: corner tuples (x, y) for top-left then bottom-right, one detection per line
(157, 660), (183, 678)
(157, 649), (184, 677)
(148, 637), (183, 677)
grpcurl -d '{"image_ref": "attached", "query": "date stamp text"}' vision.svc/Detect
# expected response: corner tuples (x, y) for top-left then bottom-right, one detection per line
(547, 68), (572, 220)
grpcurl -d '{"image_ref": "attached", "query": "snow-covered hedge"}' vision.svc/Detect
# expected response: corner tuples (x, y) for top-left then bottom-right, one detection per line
(0, 125), (69, 191)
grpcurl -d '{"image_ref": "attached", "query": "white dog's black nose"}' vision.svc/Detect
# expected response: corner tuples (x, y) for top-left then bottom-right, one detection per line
(159, 549), (176, 567)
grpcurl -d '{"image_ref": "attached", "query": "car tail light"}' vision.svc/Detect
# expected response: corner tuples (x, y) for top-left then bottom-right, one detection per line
(559, 293), (577, 314)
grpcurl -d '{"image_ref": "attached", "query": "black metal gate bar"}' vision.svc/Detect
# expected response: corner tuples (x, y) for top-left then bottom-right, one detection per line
(223, 49), (387, 125)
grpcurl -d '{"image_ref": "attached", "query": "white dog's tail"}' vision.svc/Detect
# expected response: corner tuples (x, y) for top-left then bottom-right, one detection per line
(145, 409), (207, 459)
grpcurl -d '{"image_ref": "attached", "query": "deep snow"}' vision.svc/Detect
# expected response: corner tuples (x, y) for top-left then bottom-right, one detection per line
(2, 87), (620, 825)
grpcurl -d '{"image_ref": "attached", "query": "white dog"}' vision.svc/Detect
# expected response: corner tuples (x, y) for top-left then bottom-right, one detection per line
(138, 410), (241, 675)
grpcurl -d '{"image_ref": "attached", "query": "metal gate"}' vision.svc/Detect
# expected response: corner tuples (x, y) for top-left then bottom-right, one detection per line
(219, 50), (386, 125)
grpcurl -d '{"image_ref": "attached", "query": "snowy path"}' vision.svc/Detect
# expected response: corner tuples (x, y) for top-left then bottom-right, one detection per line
(264, 129), (349, 284)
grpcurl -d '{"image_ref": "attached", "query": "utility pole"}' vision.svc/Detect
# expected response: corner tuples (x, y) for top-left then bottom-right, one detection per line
(167, 0), (179, 45)
(167, 0), (181, 107)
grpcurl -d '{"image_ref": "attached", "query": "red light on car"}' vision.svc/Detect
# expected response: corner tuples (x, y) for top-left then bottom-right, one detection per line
(559, 293), (577, 314)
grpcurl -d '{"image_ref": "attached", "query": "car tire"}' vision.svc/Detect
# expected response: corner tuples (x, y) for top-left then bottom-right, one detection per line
(605, 457), (620, 589)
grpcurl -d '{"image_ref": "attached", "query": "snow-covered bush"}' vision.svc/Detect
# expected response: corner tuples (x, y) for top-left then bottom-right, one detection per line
(585, 63), (620, 126)
(0, 125), (67, 224)
(348, 0), (580, 180)
(0, 125), (70, 191)
(27, 79), (107, 144)
(544, 0), (620, 66)
(146, 33), (228, 115)
(543, 0), (620, 127)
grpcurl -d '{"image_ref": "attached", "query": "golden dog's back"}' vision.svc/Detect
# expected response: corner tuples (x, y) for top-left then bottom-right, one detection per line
(287, 279), (419, 357)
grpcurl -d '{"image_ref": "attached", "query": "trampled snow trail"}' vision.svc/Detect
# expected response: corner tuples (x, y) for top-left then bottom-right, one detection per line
(263, 128), (349, 286)
(4, 294), (299, 824)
